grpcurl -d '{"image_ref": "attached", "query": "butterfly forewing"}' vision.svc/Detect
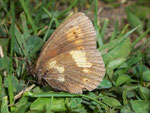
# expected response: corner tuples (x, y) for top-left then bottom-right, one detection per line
(36, 13), (96, 68)
(36, 12), (105, 93)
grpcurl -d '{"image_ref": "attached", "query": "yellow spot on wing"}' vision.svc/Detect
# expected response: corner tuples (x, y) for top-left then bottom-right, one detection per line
(74, 39), (83, 45)
(69, 50), (92, 67)
(55, 66), (64, 73)
(83, 78), (89, 82)
(47, 60), (65, 73)
(57, 75), (65, 82)
(82, 68), (92, 74)
(49, 60), (57, 68)
(65, 26), (82, 41)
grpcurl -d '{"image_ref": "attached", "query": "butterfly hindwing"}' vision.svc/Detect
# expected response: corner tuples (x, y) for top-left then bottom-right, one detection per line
(42, 50), (105, 93)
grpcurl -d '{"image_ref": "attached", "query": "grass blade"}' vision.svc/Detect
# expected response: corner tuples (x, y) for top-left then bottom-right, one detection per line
(99, 27), (138, 52)
(57, 0), (78, 19)
(118, 24), (129, 38)
(20, 12), (31, 40)
(132, 27), (150, 47)
(126, 8), (143, 35)
(94, 0), (98, 29)
(94, 0), (101, 46)
(1, 97), (10, 113)
(15, 26), (28, 56)
(43, 9), (56, 42)
(43, 7), (52, 18)
(8, 2), (15, 111)
(25, 92), (108, 108)
(99, 19), (109, 44)
(0, 75), (2, 100)
(110, 21), (118, 41)
(25, 92), (77, 97)
(94, 0), (109, 46)
(19, 0), (37, 34)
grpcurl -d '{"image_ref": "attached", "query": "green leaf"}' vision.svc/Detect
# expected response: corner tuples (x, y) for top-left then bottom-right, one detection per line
(0, 56), (10, 71)
(20, 12), (31, 40)
(1, 96), (10, 113)
(126, 8), (143, 35)
(103, 38), (131, 65)
(122, 89), (127, 105)
(138, 86), (150, 100)
(32, 86), (43, 94)
(87, 92), (97, 97)
(102, 96), (121, 107)
(130, 100), (149, 113)
(11, 97), (31, 113)
(115, 74), (131, 86)
(30, 98), (67, 112)
(93, 107), (99, 113)
(97, 79), (112, 89)
(121, 105), (134, 113)
(99, 26), (136, 52)
(13, 37), (23, 56)
(70, 98), (82, 109)
(143, 70), (150, 81)
(26, 110), (42, 113)
(14, 25), (28, 56)
(0, 38), (9, 51)
(0, 25), (7, 37)
(127, 4), (150, 20)
(26, 36), (44, 57)
(4, 75), (22, 93)
(107, 58), (126, 70)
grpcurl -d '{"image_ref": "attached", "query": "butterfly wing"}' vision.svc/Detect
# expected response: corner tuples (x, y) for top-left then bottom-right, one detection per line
(36, 13), (105, 93)
(36, 13), (97, 69)
(42, 50), (105, 93)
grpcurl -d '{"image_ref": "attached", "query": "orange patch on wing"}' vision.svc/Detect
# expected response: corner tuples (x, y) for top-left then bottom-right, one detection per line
(65, 26), (82, 41)
(74, 39), (83, 45)
(49, 49), (57, 58)
(77, 46), (84, 50)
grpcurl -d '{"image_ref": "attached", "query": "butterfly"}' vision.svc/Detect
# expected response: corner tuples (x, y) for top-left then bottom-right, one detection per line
(35, 12), (105, 93)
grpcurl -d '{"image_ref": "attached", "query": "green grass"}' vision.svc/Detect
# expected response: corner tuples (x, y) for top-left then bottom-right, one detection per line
(0, 0), (150, 113)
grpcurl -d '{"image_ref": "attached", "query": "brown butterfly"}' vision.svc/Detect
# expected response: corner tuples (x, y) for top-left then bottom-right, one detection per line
(35, 12), (105, 93)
